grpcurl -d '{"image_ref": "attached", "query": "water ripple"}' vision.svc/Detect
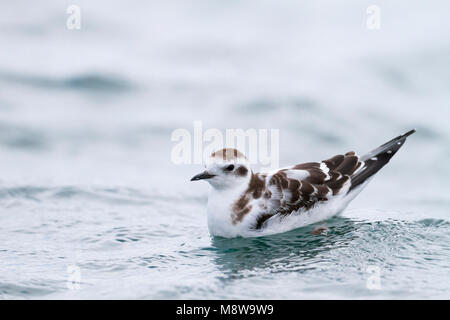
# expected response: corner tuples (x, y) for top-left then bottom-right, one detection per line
(0, 71), (135, 93)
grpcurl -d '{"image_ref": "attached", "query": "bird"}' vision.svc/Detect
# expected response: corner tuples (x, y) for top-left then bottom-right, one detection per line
(190, 129), (416, 238)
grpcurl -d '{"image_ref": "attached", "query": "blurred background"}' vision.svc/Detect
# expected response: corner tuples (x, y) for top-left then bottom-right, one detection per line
(0, 0), (449, 299)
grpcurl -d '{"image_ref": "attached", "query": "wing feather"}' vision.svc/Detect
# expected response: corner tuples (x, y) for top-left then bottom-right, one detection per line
(253, 152), (362, 229)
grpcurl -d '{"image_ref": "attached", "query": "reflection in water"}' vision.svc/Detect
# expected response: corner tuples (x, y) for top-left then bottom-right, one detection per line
(209, 217), (361, 278)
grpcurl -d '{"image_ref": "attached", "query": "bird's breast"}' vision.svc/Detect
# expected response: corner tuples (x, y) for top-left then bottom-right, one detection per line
(206, 189), (251, 238)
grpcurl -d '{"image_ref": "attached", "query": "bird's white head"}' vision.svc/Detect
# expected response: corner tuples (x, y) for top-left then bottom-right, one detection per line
(190, 148), (251, 190)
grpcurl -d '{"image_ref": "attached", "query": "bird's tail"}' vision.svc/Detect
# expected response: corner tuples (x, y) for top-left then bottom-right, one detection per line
(349, 129), (416, 192)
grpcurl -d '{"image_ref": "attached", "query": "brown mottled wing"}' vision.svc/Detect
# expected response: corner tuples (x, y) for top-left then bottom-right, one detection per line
(255, 129), (417, 229)
(320, 152), (362, 195)
(254, 152), (362, 229)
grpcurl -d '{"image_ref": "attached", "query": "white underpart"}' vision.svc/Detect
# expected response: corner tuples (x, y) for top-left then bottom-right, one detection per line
(256, 194), (350, 237)
(206, 181), (249, 238)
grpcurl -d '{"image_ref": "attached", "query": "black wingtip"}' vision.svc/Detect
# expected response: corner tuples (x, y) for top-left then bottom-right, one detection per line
(402, 129), (416, 138)
(349, 129), (415, 192)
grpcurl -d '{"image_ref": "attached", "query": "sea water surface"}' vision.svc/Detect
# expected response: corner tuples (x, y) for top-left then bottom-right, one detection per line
(0, 0), (449, 299)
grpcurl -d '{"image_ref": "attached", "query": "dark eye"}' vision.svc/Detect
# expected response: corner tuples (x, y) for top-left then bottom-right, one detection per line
(225, 164), (235, 171)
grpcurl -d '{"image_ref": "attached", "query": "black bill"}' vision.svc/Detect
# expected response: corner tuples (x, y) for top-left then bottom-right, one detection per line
(190, 171), (216, 181)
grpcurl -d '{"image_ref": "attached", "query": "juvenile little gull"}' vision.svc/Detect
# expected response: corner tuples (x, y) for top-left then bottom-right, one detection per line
(191, 129), (416, 238)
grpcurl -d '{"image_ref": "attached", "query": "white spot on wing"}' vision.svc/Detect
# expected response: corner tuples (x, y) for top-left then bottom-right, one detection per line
(284, 169), (310, 181)
(353, 161), (365, 175)
(320, 162), (329, 174)
(320, 162), (331, 180)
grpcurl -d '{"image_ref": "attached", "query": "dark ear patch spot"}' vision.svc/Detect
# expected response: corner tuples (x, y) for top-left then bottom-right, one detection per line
(236, 166), (248, 176)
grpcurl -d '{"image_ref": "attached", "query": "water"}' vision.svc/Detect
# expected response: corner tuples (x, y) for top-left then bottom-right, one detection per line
(0, 0), (449, 299)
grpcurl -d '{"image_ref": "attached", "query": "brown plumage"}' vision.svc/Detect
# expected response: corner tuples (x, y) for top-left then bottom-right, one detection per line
(231, 151), (364, 228)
